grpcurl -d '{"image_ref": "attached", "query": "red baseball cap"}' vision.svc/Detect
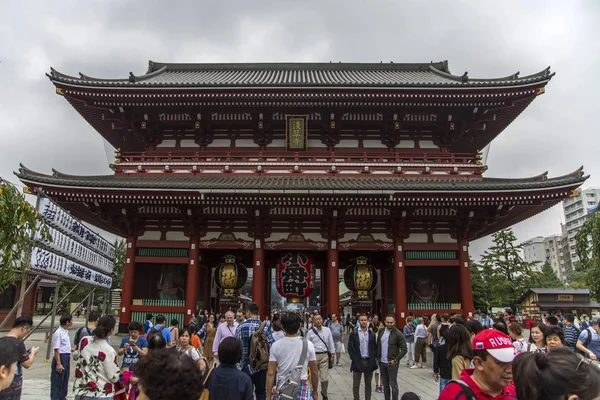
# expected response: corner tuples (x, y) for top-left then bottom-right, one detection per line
(473, 329), (518, 363)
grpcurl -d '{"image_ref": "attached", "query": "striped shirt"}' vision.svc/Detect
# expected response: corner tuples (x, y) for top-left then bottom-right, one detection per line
(564, 324), (580, 351)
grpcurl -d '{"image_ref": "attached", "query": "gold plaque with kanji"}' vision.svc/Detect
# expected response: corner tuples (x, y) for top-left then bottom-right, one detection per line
(285, 114), (308, 151)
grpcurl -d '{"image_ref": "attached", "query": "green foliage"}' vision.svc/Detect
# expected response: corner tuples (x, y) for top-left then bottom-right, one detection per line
(0, 182), (51, 293)
(532, 261), (564, 289)
(575, 211), (600, 298)
(479, 228), (539, 309)
(111, 239), (126, 290)
(567, 270), (588, 289)
(469, 259), (489, 312)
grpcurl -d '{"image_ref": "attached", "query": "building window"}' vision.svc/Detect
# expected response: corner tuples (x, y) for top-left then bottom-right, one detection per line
(0, 285), (16, 309)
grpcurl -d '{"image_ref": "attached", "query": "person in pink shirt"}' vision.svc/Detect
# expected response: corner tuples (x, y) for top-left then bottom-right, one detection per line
(213, 311), (238, 360)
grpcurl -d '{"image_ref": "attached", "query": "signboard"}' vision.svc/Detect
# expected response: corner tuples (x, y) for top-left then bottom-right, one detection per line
(285, 115), (308, 151)
(38, 197), (115, 260)
(32, 195), (115, 288)
(30, 247), (112, 289)
(36, 227), (114, 274)
(557, 295), (574, 302)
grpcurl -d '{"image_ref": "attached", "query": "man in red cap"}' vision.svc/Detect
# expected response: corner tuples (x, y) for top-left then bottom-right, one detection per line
(438, 329), (517, 400)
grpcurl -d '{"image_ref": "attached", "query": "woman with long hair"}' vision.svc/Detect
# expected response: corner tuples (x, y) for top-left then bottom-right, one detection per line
(446, 325), (473, 380)
(199, 313), (217, 368)
(412, 317), (428, 369)
(178, 328), (208, 374)
(73, 315), (121, 399)
(528, 322), (547, 353)
(513, 348), (600, 400)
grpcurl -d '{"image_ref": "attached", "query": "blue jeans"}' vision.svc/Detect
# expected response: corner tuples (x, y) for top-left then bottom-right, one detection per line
(51, 354), (70, 400)
(440, 377), (451, 393)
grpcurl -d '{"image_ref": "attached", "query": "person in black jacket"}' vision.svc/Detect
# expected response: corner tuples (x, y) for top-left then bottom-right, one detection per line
(376, 315), (408, 400)
(433, 326), (452, 393)
(209, 337), (253, 400)
(348, 314), (378, 400)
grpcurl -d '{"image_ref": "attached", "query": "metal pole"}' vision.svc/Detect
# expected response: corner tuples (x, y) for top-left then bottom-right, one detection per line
(45, 282), (61, 362)
(25, 285), (91, 341)
(85, 289), (93, 324)
(16, 190), (42, 317)
(0, 275), (41, 329)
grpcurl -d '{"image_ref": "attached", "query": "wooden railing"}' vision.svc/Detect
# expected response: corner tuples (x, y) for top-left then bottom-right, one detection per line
(117, 150), (477, 165)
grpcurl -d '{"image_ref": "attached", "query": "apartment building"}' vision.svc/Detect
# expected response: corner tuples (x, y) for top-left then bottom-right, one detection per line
(562, 187), (600, 269)
(522, 235), (566, 280)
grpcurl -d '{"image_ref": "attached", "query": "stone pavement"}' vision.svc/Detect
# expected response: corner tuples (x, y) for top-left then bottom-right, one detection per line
(17, 316), (440, 399)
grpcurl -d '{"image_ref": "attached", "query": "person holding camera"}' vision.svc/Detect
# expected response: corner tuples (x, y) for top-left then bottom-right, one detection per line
(306, 313), (335, 400)
(118, 321), (148, 371)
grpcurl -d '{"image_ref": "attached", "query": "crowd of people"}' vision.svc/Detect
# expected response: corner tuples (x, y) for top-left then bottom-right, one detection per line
(1, 307), (600, 399)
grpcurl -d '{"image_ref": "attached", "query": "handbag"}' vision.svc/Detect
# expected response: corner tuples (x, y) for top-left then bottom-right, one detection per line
(277, 338), (308, 400)
(311, 328), (334, 369)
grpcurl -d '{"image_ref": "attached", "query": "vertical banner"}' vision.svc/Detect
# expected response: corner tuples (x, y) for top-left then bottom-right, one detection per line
(285, 114), (308, 151)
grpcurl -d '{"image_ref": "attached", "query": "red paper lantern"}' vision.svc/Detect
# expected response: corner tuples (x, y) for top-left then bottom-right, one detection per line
(276, 252), (315, 303)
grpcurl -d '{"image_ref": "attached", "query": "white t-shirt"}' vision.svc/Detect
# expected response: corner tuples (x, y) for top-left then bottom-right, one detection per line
(269, 336), (316, 381)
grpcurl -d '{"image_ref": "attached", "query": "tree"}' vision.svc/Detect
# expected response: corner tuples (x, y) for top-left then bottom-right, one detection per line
(111, 239), (126, 290)
(480, 228), (538, 309)
(533, 261), (564, 289)
(0, 182), (50, 293)
(575, 210), (600, 298)
(567, 270), (588, 289)
(469, 259), (490, 312)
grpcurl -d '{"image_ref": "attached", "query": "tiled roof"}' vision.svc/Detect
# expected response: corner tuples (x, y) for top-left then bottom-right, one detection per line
(16, 165), (586, 193)
(48, 61), (553, 88)
(529, 288), (590, 295)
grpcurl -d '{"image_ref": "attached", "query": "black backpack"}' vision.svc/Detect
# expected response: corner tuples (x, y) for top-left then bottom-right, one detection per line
(147, 325), (165, 341)
(576, 327), (594, 357)
(74, 326), (92, 346)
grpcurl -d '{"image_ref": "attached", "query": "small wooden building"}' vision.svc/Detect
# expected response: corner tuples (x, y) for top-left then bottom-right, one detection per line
(519, 288), (599, 320)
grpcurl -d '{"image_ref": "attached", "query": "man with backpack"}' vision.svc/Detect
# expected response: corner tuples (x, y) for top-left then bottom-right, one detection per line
(147, 314), (172, 345)
(306, 313), (335, 400)
(576, 317), (600, 360)
(267, 312), (318, 400)
(236, 302), (274, 400)
(74, 311), (99, 346)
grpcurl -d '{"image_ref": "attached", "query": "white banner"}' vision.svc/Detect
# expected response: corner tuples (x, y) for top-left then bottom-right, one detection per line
(30, 247), (112, 289)
(37, 197), (115, 260)
(35, 227), (114, 274)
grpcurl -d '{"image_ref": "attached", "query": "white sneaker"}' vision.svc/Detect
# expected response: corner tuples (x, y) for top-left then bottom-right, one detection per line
(410, 365), (418, 369)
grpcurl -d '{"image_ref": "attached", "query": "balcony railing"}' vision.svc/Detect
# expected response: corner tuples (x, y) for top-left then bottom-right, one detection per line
(116, 150), (478, 166)
(132, 299), (185, 307)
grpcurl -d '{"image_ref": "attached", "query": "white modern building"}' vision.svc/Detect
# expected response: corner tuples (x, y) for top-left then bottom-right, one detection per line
(522, 235), (566, 280)
(522, 236), (545, 272)
(562, 187), (600, 269)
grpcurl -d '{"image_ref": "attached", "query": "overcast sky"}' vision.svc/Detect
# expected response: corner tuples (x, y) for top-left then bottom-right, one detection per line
(1, 1), (599, 259)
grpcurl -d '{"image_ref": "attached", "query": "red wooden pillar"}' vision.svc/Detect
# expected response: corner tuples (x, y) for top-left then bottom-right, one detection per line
(252, 240), (266, 317)
(458, 238), (475, 318)
(119, 236), (137, 332)
(327, 243), (339, 318)
(393, 237), (407, 327)
(185, 237), (199, 318)
(382, 266), (389, 318)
